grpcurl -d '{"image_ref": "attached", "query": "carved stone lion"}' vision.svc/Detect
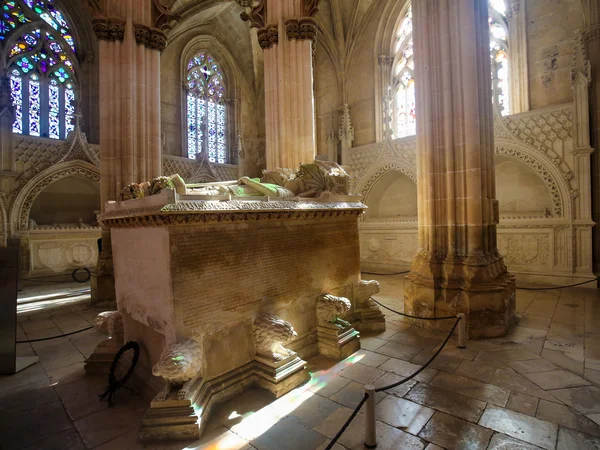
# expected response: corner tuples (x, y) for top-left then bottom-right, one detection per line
(93, 311), (124, 344)
(354, 280), (381, 306)
(317, 294), (352, 328)
(152, 338), (203, 401)
(253, 313), (298, 362)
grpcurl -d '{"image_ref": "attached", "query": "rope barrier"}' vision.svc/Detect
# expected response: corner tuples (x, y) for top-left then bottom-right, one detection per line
(324, 393), (369, 450)
(516, 277), (599, 290)
(16, 325), (94, 343)
(371, 298), (457, 321)
(375, 317), (460, 392)
(361, 270), (411, 276)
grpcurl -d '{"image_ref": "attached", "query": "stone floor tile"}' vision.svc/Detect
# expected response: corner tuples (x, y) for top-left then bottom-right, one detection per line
(471, 340), (526, 353)
(24, 325), (64, 341)
(508, 326), (549, 344)
(374, 420), (426, 450)
(404, 382), (487, 422)
(473, 348), (542, 368)
(40, 349), (85, 372)
(524, 298), (559, 318)
(21, 318), (58, 333)
(307, 372), (351, 398)
(350, 349), (389, 368)
(54, 376), (116, 421)
(314, 440), (345, 450)
(523, 338), (547, 356)
(556, 426), (600, 450)
(550, 386), (600, 415)
(588, 413), (600, 426)
(312, 407), (374, 450)
(387, 331), (442, 351)
(518, 315), (552, 331)
(524, 369), (591, 390)
(379, 357), (438, 383)
(507, 392), (540, 417)
(424, 444), (445, 450)
(0, 361), (48, 392)
(46, 361), (86, 386)
(507, 359), (559, 374)
(339, 362), (385, 385)
(360, 337), (387, 352)
(490, 368), (563, 402)
(0, 400), (73, 450)
(586, 359), (600, 372)
(375, 395), (435, 435)
(454, 359), (497, 383)
(277, 393), (341, 429)
(20, 427), (86, 450)
(479, 405), (558, 450)
(372, 372), (417, 398)
(0, 378), (58, 417)
(541, 349), (584, 376)
(536, 399), (600, 438)
(375, 341), (422, 361)
(585, 369), (600, 386)
(544, 339), (584, 357)
(418, 411), (493, 450)
(73, 406), (139, 448)
(251, 416), (326, 450)
(429, 371), (511, 406)
(487, 432), (545, 449)
(362, 327), (398, 341)
(411, 350), (463, 373)
(330, 381), (386, 409)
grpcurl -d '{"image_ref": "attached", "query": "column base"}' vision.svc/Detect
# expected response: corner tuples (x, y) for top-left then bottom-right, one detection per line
(254, 353), (310, 399)
(317, 323), (361, 360)
(353, 299), (387, 332)
(405, 267), (516, 339)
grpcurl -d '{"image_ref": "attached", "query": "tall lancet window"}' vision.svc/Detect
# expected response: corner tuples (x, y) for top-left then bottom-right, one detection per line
(186, 52), (226, 163)
(392, 7), (415, 139)
(4, 0), (78, 139)
(489, 0), (510, 115)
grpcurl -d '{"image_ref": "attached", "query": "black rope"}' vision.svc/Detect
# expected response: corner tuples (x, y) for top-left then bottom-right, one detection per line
(372, 298), (457, 321)
(361, 270), (410, 276)
(99, 341), (140, 407)
(17, 325), (94, 343)
(517, 277), (598, 290)
(375, 317), (461, 393)
(324, 393), (369, 450)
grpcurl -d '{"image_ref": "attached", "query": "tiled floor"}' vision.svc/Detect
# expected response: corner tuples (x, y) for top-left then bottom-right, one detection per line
(2, 275), (600, 449)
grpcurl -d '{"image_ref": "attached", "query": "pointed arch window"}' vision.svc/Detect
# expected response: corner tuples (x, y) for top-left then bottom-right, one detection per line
(391, 1), (511, 138)
(185, 52), (227, 163)
(3, 0), (78, 139)
(489, 0), (510, 116)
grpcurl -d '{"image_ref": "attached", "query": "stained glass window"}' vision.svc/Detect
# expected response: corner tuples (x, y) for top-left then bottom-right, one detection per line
(185, 52), (227, 163)
(391, 2), (511, 138)
(4, 0), (77, 139)
(489, 0), (510, 115)
(392, 7), (415, 138)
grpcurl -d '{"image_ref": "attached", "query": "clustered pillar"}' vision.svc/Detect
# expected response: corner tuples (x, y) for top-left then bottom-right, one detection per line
(405, 0), (515, 338)
(240, 0), (318, 170)
(92, 0), (165, 304)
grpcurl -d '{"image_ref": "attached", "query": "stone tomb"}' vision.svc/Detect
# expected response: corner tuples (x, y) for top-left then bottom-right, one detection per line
(97, 190), (381, 440)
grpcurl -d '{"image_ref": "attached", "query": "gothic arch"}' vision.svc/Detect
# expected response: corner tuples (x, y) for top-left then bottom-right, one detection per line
(494, 139), (571, 218)
(356, 158), (417, 198)
(11, 160), (100, 232)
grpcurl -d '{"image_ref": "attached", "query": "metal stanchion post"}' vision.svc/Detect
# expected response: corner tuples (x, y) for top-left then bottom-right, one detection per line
(457, 313), (466, 349)
(364, 385), (377, 448)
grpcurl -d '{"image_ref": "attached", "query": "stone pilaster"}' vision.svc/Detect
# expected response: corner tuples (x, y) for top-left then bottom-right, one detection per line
(405, 0), (515, 339)
(0, 70), (16, 197)
(506, 0), (529, 113)
(92, 0), (165, 304)
(240, 0), (318, 170)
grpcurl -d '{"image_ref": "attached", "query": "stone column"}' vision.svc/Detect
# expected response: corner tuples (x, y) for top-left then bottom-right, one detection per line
(240, 0), (318, 170)
(405, 0), (515, 339)
(0, 71), (15, 196)
(582, 1), (600, 272)
(506, 0), (529, 114)
(91, 0), (165, 304)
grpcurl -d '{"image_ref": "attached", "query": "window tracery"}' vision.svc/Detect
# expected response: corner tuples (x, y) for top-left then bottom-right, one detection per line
(3, 0), (78, 140)
(185, 52), (227, 163)
(391, 1), (511, 138)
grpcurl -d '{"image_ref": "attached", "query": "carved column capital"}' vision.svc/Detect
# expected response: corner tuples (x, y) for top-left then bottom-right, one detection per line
(285, 18), (317, 43)
(505, 0), (521, 20)
(93, 17), (126, 42)
(378, 55), (393, 67)
(258, 25), (278, 49)
(133, 24), (167, 52)
(584, 23), (600, 43)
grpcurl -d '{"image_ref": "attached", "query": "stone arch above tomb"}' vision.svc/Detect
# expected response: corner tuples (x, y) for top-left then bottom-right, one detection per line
(11, 160), (100, 231)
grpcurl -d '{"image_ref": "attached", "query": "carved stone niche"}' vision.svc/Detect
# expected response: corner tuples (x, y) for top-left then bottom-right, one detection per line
(316, 294), (360, 360)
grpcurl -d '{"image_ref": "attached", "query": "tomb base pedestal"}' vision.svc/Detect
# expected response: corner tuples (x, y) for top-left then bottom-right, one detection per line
(353, 298), (386, 332)
(317, 323), (360, 360)
(84, 338), (121, 376)
(254, 353), (310, 398)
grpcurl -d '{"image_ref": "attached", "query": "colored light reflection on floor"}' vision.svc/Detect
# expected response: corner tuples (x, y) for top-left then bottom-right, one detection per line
(184, 352), (366, 449)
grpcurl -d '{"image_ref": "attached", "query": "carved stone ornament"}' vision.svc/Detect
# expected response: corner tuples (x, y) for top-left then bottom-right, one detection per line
(584, 23), (600, 44)
(93, 17), (126, 42)
(253, 313), (297, 362)
(304, 0), (320, 17)
(378, 55), (393, 67)
(299, 17), (317, 42)
(285, 19), (300, 40)
(317, 294), (351, 327)
(94, 311), (124, 344)
(239, 0), (266, 29)
(134, 24), (167, 52)
(152, 338), (203, 401)
(257, 25), (278, 49)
